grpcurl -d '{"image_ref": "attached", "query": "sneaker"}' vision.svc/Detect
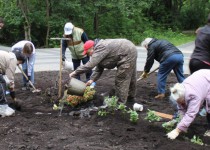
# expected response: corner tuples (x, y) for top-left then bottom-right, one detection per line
(204, 130), (210, 137)
(154, 94), (165, 100)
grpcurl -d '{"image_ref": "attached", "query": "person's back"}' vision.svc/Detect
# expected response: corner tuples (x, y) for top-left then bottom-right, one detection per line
(192, 25), (210, 62)
(149, 39), (182, 63)
(189, 14), (210, 74)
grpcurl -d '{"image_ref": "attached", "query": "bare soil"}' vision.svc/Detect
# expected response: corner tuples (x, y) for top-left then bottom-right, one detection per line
(0, 70), (209, 150)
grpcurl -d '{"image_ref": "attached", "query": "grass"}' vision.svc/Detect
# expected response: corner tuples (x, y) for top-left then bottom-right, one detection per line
(141, 28), (196, 46)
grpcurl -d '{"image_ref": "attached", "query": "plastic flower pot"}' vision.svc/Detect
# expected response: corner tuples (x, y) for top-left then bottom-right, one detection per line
(67, 77), (86, 96)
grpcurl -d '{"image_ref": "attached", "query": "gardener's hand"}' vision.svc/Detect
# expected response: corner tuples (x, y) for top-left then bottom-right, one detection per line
(69, 71), (76, 78)
(140, 71), (148, 79)
(86, 80), (94, 86)
(167, 128), (181, 140)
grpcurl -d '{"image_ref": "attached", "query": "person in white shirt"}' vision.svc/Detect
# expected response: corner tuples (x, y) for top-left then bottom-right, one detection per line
(11, 40), (36, 90)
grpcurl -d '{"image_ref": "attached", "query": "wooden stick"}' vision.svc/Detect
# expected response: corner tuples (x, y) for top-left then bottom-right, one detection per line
(58, 39), (62, 98)
(154, 111), (173, 119)
(17, 65), (40, 92)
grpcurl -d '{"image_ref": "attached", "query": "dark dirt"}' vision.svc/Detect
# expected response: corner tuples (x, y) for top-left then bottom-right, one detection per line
(0, 70), (209, 150)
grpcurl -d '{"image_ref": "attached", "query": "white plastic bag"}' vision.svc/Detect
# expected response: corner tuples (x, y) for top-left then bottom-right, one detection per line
(0, 104), (15, 117)
(63, 60), (73, 70)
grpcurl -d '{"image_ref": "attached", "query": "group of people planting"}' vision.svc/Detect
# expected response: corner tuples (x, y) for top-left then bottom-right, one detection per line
(1, 13), (210, 140)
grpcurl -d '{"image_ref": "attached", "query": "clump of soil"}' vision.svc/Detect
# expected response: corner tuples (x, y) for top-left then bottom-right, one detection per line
(0, 70), (209, 150)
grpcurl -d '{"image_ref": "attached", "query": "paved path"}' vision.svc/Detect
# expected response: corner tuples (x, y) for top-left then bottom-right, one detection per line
(0, 41), (195, 74)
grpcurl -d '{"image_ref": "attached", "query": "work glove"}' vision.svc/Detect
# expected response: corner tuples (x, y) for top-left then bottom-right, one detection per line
(140, 71), (148, 79)
(167, 128), (180, 140)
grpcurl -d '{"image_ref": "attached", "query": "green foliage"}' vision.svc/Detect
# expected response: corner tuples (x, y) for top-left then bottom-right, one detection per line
(118, 103), (127, 113)
(190, 135), (204, 146)
(104, 96), (118, 112)
(98, 96), (139, 123)
(162, 115), (182, 132)
(128, 109), (139, 123)
(145, 109), (161, 122)
(0, 0), (206, 47)
(98, 110), (108, 117)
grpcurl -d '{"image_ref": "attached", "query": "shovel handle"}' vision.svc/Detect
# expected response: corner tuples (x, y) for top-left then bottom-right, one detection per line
(17, 65), (36, 90)
(154, 111), (173, 120)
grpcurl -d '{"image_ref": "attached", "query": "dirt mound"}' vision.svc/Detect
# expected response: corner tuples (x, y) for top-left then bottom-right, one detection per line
(0, 70), (209, 150)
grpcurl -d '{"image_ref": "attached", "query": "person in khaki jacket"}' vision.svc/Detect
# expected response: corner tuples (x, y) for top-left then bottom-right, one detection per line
(0, 50), (26, 105)
(69, 39), (137, 104)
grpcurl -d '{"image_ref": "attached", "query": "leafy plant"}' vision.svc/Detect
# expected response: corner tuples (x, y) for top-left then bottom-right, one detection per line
(128, 109), (139, 123)
(97, 110), (108, 117)
(145, 109), (161, 122)
(118, 103), (127, 113)
(162, 115), (182, 132)
(104, 96), (118, 112)
(190, 135), (204, 146)
(65, 86), (96, 107)
(162, 119), (177, 132)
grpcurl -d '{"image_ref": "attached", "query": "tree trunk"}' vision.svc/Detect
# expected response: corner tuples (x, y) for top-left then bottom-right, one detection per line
(18, 0), (31, 41)
(45, 0), (50, 47)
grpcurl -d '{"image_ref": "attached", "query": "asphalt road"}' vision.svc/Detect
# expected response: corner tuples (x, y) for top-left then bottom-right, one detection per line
(0, 41), (195, 74)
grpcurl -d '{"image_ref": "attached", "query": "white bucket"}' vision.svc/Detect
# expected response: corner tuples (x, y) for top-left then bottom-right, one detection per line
(133, 103), (143, 111)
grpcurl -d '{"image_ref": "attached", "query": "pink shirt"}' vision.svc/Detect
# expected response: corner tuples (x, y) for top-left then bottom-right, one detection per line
(177, 69), (210, 132)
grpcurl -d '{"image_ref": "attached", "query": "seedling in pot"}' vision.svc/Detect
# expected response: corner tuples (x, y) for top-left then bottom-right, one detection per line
(145, 109), (161, 122)
(190, 135), (204, 146)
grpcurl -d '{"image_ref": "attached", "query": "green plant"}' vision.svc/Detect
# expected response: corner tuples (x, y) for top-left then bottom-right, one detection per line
(145, 109), (161, 122)
(162, 115), (182, 132)
(118, 103), (127, 113)
(128, 109), (139, 123)
(104, 96), (118, 112)
(162, 119), (177, 132)
(190, 135), (204, 146)
(97, 110), (108, 117)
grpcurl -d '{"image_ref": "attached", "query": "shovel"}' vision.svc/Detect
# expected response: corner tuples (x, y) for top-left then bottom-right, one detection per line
(137, 67), (159, 81)
(17, 65), (41, 93)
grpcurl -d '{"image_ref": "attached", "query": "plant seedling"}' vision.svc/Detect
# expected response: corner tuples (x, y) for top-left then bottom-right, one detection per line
(104, 96), (118, 112)
(128, 109), (139, 123)
(98, 110), (108, 117)
(118, 103), (127, 113)
(190, 135), (204, 146)
(162, 115), (182, 132)
(145, 109), (161, 122)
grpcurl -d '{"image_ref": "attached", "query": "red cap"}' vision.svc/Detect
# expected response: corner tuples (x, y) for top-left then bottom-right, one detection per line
(83, 40), (94, 55)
